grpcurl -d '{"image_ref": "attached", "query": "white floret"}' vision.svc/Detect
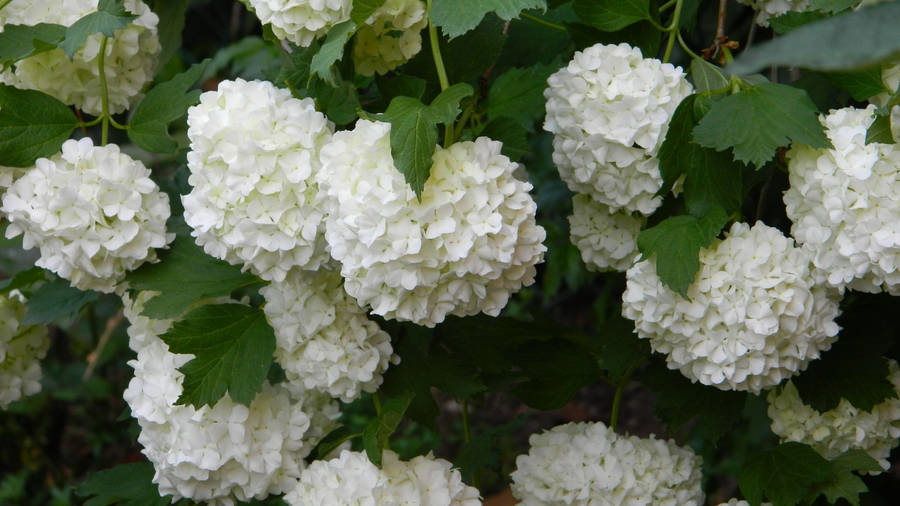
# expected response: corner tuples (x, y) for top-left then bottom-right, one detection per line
(380, 450), (482, 505)
(122, 292), (340, 506)
(767, 359), (900, 473)
(352, 0), (427, 76)
(568, 194), (642, 272)
(318, 120), (546, 327)
(784, 105), (900, 294)
(0, 0), (160, 115)
(622, 222), (841, 393)
(510, 421), (704, 506)
(543, 43), (692, 215)
(735, 0), (812, 26)
(1, 138), (173, 293)
(260, 268), (396, 403)
(183, 79), (334, 282)
(0, 291), (49, 409)
(283, 450), (389, 505)
(248, 0), (352, 47)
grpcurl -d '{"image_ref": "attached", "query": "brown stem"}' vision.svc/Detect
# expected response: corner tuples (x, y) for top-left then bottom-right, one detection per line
(82, 308), (124, 380)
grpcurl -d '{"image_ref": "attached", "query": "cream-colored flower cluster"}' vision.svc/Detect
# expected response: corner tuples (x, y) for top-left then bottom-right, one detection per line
(0, 292), (49, 409)
(0, 0), (160, 115)
(568, 194), (642, 272)
(248, 0), (352, 47)
(352, 0), (427, 76)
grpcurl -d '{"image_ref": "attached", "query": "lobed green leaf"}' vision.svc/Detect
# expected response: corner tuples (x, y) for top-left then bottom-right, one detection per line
(431, 0), (547, 38)
(59, 0), (137, 58)
(0, 23), (66, 66)
(0, 84), (79, 168)
(572, 0), (652, 32)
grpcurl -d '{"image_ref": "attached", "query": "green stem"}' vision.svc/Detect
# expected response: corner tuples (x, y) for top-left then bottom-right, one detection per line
(659, 0), (677, 11)
(461, 399), (472, 444)
(426, 0), (453, 146)
(662, 0), (684, 63)
(97, 35), (110, 146)
(0, 0), (13, 11)
(609, 362), (643, 432)
(677, 32), (702, 61)
(520, 12), (566, 31)
(373, 392), (382, 417)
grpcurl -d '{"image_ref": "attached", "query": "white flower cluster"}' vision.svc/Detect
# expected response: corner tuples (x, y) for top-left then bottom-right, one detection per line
(0, 0), (160, 115)
(352, 0), (427, 76)
(183, 79), (334, 282)
(318, 120), (546, 327)
(510, 421), (704, 505)
(284, 449), (481, 505)
(622, 222), (841, 393)
(544, 43), (692, 216)
(260, 268), (395, 402)
(870, 61), (900, 108)
(718, 500), (771, 506)
(735, 0), (811, 26)
(248, 0), (352, 47)
(784, 105), (900, 294)
(1, 138), (172, 293)
(0, 291), (49, 409)
(568, 194), (642, 272)
(767, 359), (900, 472)
(122, 292), (340, 505)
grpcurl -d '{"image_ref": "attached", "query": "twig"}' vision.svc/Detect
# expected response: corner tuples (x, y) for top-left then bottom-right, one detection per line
(82, 308), (124, 380)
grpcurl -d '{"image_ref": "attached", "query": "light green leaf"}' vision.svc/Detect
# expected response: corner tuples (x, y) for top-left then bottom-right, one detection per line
(479, 116), (529, 161)
(363, 391), (413, 466)
(818, 450), (882, 506)
(128, 59), (209, 153)
(310, 20), (357, 86)
(59, 0), (137, 58)
(161, 304), (276, 408)
(431, 0), (547, 38)
(77, 462), (171, 506)
(487, 63), (556, 127)
(351, 0), (388, 24)
(0, 23), (66, 66)
(426, 83), (474, 124)
(689, 59), (729, 93)
(740, 443), (833, 506)
(382, 96), (439, 199)
(573, 0), (652, 32)
(23, 279), (100, 325)
(0, 84), (79, 168)
(693, 82), (830, 168)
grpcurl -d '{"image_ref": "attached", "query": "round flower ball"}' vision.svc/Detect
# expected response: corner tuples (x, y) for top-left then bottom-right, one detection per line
(0, 291), (50, 409)
(183, 78), (334, 282)
(568, 193), (642, 272)
(510, 421), (704, 505)
(317, 120), (546, 327)
(543, 42), (692, 215)
(784, 105), (900, 294)
(248, 0), (352, 47)
(122, 292), (340, 506)
(260, 268), (396, 403)
(0, 0), (160, 115)
(767, 359), (900, 472)
(352, 0), (427, 76)
(622, 222), (841, 393)
(1, 138), (173, 293)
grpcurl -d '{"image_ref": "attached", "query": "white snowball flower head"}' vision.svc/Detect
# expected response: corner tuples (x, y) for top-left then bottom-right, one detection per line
(318, 120), (546, 327)
(735, 0), (811, 27)
(122, 292), (340, 506)
(767, 359), (900, 472)
(784, 105), (900, 294)
(543, 42), (692, 215)
(1, 138), (173, 293)
(622, 222), (841, 394)
(0, 291), (50, 409)
(0, 0), (160, 115)
(183, 78), (334, 282)
(510, 421), (704, 506)
(568, 193), (642, 272)
(353, 0), (427, 76)
(248, 0), (352, 47)
(261, 268), (396, 403)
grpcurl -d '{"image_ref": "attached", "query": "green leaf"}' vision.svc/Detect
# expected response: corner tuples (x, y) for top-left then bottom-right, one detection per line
(817, 450), (882, 506)
(597, 315), (651, 383)
(377, 328), (440, 428)
(689, 59), (729, 93)
(825, 67), (889, 101)
(125, 236), (262, 319)
(351, 0), (388, 24)
(77, 462), (171, 506)
(426, 83), (475, 124)
(693, 82), (830, 168)
(768, 11), (828, 34)
(455, 414), (526, 481)
(23, 279), (100, 325)
(0, 267), (48, 295)
(566, 20), (661, 59)
(312, 426), (357, 460)
(376, 72), (427, 102)
(866, 113), (895, 145)
(311, 78), (361, 126)
(363, 391), (413, 466)
(810, 0), (858, 13)
(381, 97), (439, 199)
(730, 2), (900, 74)
(278, 42), (317, 95)
(478, 116), (529, 161)
(739, 443), (833, 506)
(151, 0), (189, 67)
(636, 207), (729, 297)
(128, 59), (209, 153)
(59, 0), (137, 58)
(310, 20), (357, 86)
(511, 339), (602, 409)
(160, 304), (275, 408)
(0, 84), (79, 168)
(487, 63), (557, 127)
(0, 23), (66, 66)
(427, 346), (487, 399)
(573, 0), (652, 31)
(431, 0), (547, 38)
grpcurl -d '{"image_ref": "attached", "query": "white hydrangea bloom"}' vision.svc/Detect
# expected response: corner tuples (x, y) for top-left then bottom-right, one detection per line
(0, 291), (49, 409)
(283, 450), (389, 505)
(183, 79), (334, 282)
(380, 450), (482, 505)
(510, 421), (704, 506)
(1, 138), (173, 293)
(767, 359), (900, 472)
(248, 0), (352, 47)
(122, 292), (340, 506)
(260, 268), (395, 403)
(543, 43), (692, 215)
(318, 120), (546, 327)
(784, 105), (900, 294)
(735, 0), (812, 26)
(622, 222), (841, 393)
(0, 0), (160, 115)
(352, 0), (427, 76)
(568, 194), (642, 272)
